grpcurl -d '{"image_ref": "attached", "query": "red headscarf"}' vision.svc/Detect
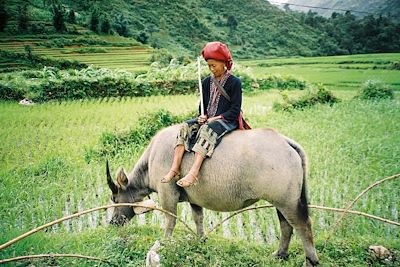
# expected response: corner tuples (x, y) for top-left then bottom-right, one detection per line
(201, 41), (233, 70)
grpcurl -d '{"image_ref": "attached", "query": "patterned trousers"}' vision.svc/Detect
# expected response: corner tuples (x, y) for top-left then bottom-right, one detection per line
(175, 118), (238, 158)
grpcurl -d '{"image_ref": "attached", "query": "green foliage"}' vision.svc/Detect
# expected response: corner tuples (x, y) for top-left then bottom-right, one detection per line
(36, 35), (137, 48)
(390, 61), (400, 70)
(85, 109), (196, 162)
(0, 59), (309, 102)
(0, 49), (88, 73)
(137, 31), (149, 44)
(274, 85), (340, 111)
(31, 22), (47, 34)
(149, 48), (174, 67)
(52, 3), (66, 32)
(113, 14), (130, 37)
(90, 7), (100, 33)
(100, 14), (111, 34)
(355, 80), (394, 100)
(299, 10), (400, 55)
(60, 47), (108, 54)
(257, 75), (308, 91)
(67, 9), (76, 24)
(0, 83), (24, 100)
(24, 45), (33, 61)
(18, 3), (29, 32)
(160, 235), (275, 266)
(0, 0), (8, 32)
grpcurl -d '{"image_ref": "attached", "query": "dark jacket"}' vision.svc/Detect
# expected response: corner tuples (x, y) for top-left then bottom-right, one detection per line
(199, 75), (242, 123)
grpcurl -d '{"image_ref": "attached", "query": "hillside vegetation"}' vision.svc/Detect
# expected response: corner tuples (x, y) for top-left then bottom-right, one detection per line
(1, 0), (399, 58)
(281, 0), (400, 18)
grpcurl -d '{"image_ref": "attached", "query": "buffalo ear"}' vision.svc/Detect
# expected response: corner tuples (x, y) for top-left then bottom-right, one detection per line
(106, 160), (118, 194)
(117, 167), (128, 188)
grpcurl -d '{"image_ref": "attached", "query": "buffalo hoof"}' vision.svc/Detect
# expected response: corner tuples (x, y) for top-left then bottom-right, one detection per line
(272, 250), (289, 260)
(303, 257), (319, 267)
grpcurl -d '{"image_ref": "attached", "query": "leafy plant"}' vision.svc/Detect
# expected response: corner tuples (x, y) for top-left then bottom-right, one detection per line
(273, 84), (340, 111)
(355, 80), (394, 100)
(85, 109), (196, 162)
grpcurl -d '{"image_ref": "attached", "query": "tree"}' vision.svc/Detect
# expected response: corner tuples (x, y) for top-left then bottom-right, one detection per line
(227, 15), (238, 32)
(52, 3), (66, 32)
(137, 31), (149, 44)
(159, 17), (168, 37)
(18, 3), (29, 32)
(114, 14), (129, 37)
(0, 0), (7, 31)
(67, 9), (76, 24)
(100, 15), (111, 34)
(147, 24), (158, 38)
(90, 8), (100, 33)
(24, 45), (33, 62)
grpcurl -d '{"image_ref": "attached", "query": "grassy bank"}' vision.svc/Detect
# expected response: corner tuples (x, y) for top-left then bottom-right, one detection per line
(1, 224), (399, 267)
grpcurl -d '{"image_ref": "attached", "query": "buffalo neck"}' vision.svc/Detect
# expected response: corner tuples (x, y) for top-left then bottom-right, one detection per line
(127, 147), (151, 193)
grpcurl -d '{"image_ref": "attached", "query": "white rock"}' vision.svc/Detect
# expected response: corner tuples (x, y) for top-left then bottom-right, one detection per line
(146, 240), (161, 267)
(369, 245), (391, 259)
(19, 99), (34, 106)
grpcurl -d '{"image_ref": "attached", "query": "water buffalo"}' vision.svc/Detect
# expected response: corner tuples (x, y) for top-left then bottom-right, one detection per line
(106, 125), (319, 266)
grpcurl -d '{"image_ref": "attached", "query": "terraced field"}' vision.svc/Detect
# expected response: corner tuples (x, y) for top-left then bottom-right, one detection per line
(241, 53), (400, 91)
(0, 35), (153, 72)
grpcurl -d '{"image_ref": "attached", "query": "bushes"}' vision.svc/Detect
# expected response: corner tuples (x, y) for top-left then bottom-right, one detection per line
(0, 49), (87, 72)
(355, 80), (394, 100)
(274, 84), (340, 111)
(0, 83), (24, 100)
(36, 36), (138, 48)
(0, 59), (309, 102)
(390, 61), (400, 70)
(257, 75), (307, 91)
(85, 109), (196, 162)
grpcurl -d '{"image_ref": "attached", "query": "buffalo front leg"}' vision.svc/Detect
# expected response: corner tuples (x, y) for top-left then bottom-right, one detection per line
(190, 203), (204, 236)
(273, 209), (293, 259)
(160, 192), (179, 237)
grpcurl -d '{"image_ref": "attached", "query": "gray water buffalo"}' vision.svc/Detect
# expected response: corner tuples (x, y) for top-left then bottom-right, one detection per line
(106, 125), (319, 266)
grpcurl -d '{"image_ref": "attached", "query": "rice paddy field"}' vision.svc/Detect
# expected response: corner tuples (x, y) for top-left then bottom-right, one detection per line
(241, 53), (400, 91)
(0, 35), (399, 266)
(0, 34), (152, 72)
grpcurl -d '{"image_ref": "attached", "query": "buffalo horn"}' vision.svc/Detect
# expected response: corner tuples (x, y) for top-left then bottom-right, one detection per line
(106, 160), (118, 194)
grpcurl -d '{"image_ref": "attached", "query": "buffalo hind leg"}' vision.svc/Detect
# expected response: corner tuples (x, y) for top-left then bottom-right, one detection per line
(280, 208), (319, 266)
(190, 203), (204, 236)
(299, 216), (319, 266)
(273, 209), (293, 260)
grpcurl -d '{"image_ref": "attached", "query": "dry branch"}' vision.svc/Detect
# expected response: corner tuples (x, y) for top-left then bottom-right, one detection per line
(1, 174), (398, 259)
(309, 205), (399, 226)
(324, 173), (400, 246)
(204, 203), (399, 238)
(0, 203), (196, 251)
(0, 253), (113, 265)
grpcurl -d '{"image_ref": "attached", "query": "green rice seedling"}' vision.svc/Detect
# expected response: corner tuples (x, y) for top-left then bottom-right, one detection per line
(0, 63), (399, 266)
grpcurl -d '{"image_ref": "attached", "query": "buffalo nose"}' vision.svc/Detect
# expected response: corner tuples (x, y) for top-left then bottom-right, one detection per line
(110, 215), (127, 226)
